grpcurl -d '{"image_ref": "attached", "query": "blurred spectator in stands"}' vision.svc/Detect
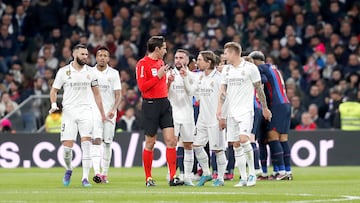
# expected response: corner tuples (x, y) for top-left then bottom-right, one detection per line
(62, 14), (84, 39)
(290, 95), (306, 129)
(303, 84), (326, 115)
(33, 0), (63, 40)
(280, 25), (302, 47)
(116, 106), (139, 132)
(286, 77), (304, 100)
(322, 53), (342, 80)
(9, 61), (23, 84)
(328, 68), (343, 87)
(124, 88), (139, 107)
(308, 104), (329, 129)
(269, 39), (281, 59)
(88, 24), (106, 49)
(42, 46), (58, 71)
(295, 112), (317, 131)
(31, 77), (49, 127)
(115, 37), (138, 63)
(8, 81), (21, 103)
(343, 53), (360, 77)
(324, 87), (344, 128)
(233, 13), (246, 35)
(0, 118), (16, 133)
(0, 24), (19, 74)
(339, 21), (352, 46)
(324, 0), (345, 32)
(0, 92), (19, 118)
(45, 107), (61, 133)
(347, 35), (359, 54)
(88, 8), (110, 32)
(333, 44), (349, 66)
(34, 56), (48, 79)
(312, 43), (326, 69)
(345, 72), (359, 98)
(277, 46), (293, 79)
(339, 91), (360, 131)
(58, 46), (72, 64)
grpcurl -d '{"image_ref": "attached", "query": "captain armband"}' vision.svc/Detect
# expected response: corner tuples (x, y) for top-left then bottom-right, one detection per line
(91, 79), (99, 87)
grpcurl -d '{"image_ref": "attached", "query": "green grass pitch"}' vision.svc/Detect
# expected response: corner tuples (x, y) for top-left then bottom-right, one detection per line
(0, 166), (359, 202)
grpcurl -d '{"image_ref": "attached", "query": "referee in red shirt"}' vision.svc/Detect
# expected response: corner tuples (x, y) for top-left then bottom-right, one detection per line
(136, 36), (184, 187)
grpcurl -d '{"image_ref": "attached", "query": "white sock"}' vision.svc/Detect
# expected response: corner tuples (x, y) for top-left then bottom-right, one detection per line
(242, 141), (255, 176)
(184, 149), (194, 181)
(81, 141), (92, 180)
(216, 151), (227, 182)
(63, 146), (72, 170)
(102, 143), (112, 176)
(193, 146), (210, 176)
(91, 144), (101, 175)
(234, 146), (247, 181)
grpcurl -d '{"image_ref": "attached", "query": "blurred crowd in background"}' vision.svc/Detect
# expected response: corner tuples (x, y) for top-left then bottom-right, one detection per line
(0, 0), (359, 133)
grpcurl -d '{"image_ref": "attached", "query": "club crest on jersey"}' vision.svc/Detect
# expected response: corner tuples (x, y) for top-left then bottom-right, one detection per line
(66, 70), (71, 79)
(241, 71), (245, 76)
(87, 74), (90, 80)
(151, 68), (157, 77)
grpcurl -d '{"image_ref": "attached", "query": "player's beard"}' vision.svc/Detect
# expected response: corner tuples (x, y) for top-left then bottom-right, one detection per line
(76, 57), (87, 66)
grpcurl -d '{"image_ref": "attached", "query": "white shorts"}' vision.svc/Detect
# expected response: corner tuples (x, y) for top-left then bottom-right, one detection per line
(93, 119), (116, 143)
(194, 124), (226, 151)
(60, 106), (93, 142)
(226, 112), (254, 142)
(174, 122), (195, 142)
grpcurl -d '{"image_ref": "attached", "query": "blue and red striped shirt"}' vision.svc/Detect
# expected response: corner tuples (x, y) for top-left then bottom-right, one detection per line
(258, 64), (289, 107)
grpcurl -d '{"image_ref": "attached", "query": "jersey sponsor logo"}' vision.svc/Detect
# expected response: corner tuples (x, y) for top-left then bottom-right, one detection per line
(151, 68), (157, 77)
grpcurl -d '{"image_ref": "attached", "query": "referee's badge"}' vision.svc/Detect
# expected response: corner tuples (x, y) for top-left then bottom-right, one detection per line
(151, 68), (157, 77)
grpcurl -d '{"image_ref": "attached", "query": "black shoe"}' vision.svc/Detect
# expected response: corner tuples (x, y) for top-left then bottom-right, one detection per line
(146, 178), (156, 187)
(169, 177), (184, 186)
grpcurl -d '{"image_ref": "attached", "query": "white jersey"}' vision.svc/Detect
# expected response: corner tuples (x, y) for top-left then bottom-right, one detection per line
(91, 65), (121, 122)
(221, 60), (261, 117)
(52, 62), (97, 110)
(168, 68), (197, 124)
(195, 69), (221, 127)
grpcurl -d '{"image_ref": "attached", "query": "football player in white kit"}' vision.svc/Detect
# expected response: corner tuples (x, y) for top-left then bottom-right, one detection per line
(180, 50), (227, 186)
(49, 44), (108, 187)
(91, 47), (122, 184)
(168, 49), (197, 186)
(217, 42), (271, 187)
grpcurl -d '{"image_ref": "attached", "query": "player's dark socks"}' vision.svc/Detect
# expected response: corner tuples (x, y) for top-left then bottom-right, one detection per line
(259, 142), (268, 174)
(176, 146), (184, 174)
(226, 145), (235, 172)
(281, 141), (291, 172)
(268, 140), (285, 171)
(251, 143), (260, 170)
(211, 151), (217, 173)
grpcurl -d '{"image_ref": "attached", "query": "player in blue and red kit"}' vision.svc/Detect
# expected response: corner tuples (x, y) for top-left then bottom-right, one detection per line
(249, 51), (292, 180)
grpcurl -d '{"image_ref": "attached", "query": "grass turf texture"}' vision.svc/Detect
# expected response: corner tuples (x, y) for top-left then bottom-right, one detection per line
(0, 167), (359, 202)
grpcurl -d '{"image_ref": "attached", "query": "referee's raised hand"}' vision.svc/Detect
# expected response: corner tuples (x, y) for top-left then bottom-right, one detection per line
(157, 64), (170, 79)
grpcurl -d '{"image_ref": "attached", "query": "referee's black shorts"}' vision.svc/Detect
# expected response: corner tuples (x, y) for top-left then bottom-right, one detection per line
(141, 97), (174, 136)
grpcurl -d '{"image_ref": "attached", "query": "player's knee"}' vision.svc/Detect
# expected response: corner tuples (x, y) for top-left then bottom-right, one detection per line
(279, 134), (288, 142)
(267, 130), (280, 141)
(92, 138), (102, 145)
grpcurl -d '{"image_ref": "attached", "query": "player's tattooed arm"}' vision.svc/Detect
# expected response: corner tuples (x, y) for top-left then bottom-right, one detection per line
(254, 81), (272, 121)
(253, 81), (268, 109)
(219, 84), (227, 104)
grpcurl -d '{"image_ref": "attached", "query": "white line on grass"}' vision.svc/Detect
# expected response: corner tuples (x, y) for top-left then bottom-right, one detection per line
(1, 190), (359, 202)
